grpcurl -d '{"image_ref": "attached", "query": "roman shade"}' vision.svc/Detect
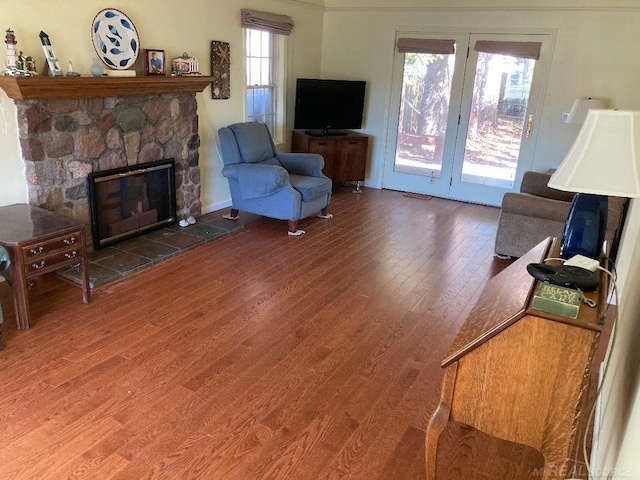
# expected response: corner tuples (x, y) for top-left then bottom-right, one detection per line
(396, 38), (455, 55)
(473, 41), (542, 60)
(241, 9), (294, 35)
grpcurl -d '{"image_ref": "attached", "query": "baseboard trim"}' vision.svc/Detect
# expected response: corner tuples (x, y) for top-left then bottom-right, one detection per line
(202, 199), (232, 214)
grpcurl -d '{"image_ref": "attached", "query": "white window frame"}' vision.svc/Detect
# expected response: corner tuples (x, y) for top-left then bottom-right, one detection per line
(244, 28), (286, 146)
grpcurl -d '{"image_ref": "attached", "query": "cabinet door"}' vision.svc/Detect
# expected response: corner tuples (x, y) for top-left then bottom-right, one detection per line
(308, 139), (338, 181)
(336, 137), (368, 182)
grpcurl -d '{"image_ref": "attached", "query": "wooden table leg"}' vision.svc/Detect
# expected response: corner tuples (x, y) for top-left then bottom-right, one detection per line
(12, 266), (31, 330)
(81, 259), (91, 304)
(79, 229), (91, 304)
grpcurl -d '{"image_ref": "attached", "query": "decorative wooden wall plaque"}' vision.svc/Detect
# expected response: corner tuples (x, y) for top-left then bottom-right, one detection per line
(211, 40), (230, 99)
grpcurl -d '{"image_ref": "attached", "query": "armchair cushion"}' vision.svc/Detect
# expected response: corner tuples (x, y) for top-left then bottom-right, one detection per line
(501, 192), (571, 223)
(277, 153), (325, 177)
(289, 174), (332, 202)
(229, 122), (276, 164)
(222, 163), (290, 199)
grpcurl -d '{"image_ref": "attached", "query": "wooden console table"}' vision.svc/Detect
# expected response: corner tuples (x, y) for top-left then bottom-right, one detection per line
(425, 237), (606, 479)
(0, 204), (90, 330)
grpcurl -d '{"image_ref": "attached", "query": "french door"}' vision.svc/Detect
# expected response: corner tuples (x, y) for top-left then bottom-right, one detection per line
(383, 32), (552, 206)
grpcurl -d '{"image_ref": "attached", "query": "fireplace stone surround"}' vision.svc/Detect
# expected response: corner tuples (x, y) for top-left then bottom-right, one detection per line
(0, 76), (214, 250)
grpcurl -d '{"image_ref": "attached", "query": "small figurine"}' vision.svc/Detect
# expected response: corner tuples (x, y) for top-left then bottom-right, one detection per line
(38, 30), (64, 76)
(5, 28), (17, 69)
(65, 60), (80, 76)
(171, 52), (200, 76)
(26, 55), (37, 74)
(15, 50), (25, 70)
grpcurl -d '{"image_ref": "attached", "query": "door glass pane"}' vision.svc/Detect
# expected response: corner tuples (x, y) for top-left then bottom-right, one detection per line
(394, 51), (455, 177)
(461, 52), (535, 188)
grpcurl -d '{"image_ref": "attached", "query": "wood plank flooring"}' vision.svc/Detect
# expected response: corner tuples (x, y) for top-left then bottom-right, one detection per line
(0, 189), (510, 479)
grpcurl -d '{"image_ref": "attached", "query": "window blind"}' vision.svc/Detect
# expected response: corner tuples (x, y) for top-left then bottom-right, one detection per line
(241, 9), (294, 36)
(396, 38), (455, 55)
(473, 41), (542, 60)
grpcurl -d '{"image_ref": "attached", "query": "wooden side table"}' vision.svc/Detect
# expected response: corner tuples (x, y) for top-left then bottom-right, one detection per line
(0, 204), (90, 330)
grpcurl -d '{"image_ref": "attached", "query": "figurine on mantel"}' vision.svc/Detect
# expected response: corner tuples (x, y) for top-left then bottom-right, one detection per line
(65, 60), (80, 76)
(5, 28), (16, 68)
(171, 52), (200, 76)
(3, 28), (37, 76)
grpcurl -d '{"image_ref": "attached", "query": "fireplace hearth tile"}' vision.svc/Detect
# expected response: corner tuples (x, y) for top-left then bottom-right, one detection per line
(95, 251), (153, 275)
(180, 224), (230, 242)
(198, 215), (242, 232)
(127, 241), (180, 262)
(111, 236), (154, 251)
(144, 229), (179, 241)
(154, 232), (205, 250)
(57, 263), (122, 290)
(56, 214), (243, 289)
(87, 246), (122, 261)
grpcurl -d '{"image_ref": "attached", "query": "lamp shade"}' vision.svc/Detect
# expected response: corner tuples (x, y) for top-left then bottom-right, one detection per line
(549, 110), (640, 198)
(564, 98), (606, 125)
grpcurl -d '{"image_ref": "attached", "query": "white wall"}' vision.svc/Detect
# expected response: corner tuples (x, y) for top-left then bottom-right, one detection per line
(320, 3), (640, 188)
(0, 0), (324, 212)
(596, 199), (640, 480)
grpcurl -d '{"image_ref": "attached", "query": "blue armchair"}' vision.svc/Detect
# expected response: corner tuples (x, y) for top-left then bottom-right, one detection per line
(218, 122), (332, 235)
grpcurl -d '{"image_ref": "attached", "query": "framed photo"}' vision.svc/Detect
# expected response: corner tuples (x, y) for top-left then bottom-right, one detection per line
(144, 49), (165, 75)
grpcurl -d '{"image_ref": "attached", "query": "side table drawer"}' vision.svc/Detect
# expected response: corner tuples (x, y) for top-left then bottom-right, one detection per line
(24, 247), (82, 275)
(23, 232), (81, 260)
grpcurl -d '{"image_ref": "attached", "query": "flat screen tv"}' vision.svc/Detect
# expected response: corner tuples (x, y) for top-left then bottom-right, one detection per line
(294, 78), (366, 136)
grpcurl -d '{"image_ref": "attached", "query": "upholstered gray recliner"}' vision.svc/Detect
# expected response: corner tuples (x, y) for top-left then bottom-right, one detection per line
(218, 122), (332, 235)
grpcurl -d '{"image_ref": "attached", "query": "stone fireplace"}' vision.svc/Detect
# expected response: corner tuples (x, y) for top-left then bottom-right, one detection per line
(0, 76), (214, 249)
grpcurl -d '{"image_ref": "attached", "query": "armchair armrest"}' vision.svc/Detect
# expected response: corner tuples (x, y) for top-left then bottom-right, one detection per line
(276, 153), (326, 177)
(520, 171), (575, 202)
(501, 192), (572, 222)
(222, 163), (290, 199)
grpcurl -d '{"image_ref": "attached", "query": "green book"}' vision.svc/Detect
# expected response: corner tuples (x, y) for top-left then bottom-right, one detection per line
(531, 283), (582, 319)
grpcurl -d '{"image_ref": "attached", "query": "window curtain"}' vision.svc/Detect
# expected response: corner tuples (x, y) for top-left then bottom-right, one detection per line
(396, 38), (455, 55)
(473, 41), (542, 60)
(241, 9), (294, 35)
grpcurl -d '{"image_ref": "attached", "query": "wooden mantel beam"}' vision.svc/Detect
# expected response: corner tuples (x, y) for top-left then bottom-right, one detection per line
(0, 75), (215, 100)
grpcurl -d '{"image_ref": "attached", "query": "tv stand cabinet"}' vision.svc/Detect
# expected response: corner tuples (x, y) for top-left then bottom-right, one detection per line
(292, 130), (368, 192)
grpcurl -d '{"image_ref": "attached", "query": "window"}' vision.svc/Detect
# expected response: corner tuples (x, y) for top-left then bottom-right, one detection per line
(245, 28), (286, 145)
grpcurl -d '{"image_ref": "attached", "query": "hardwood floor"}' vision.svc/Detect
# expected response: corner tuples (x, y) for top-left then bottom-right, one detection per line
(0, 189), (510, 479)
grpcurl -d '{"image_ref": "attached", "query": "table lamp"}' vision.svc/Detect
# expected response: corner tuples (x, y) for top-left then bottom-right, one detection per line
(548, 110), (640, 259)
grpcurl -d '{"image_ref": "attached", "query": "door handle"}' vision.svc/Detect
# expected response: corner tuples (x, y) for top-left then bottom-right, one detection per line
(525, 115), (533, 138)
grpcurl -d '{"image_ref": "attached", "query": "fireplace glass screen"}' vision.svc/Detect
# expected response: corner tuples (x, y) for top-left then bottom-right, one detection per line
(88, 159), (177, 248)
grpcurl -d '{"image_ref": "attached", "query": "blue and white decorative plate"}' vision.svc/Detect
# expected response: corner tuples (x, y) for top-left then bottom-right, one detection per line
(91, 8), (139, 70)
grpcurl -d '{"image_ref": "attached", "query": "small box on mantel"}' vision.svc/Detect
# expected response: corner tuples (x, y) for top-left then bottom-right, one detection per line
(532, 283), (582, 319)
